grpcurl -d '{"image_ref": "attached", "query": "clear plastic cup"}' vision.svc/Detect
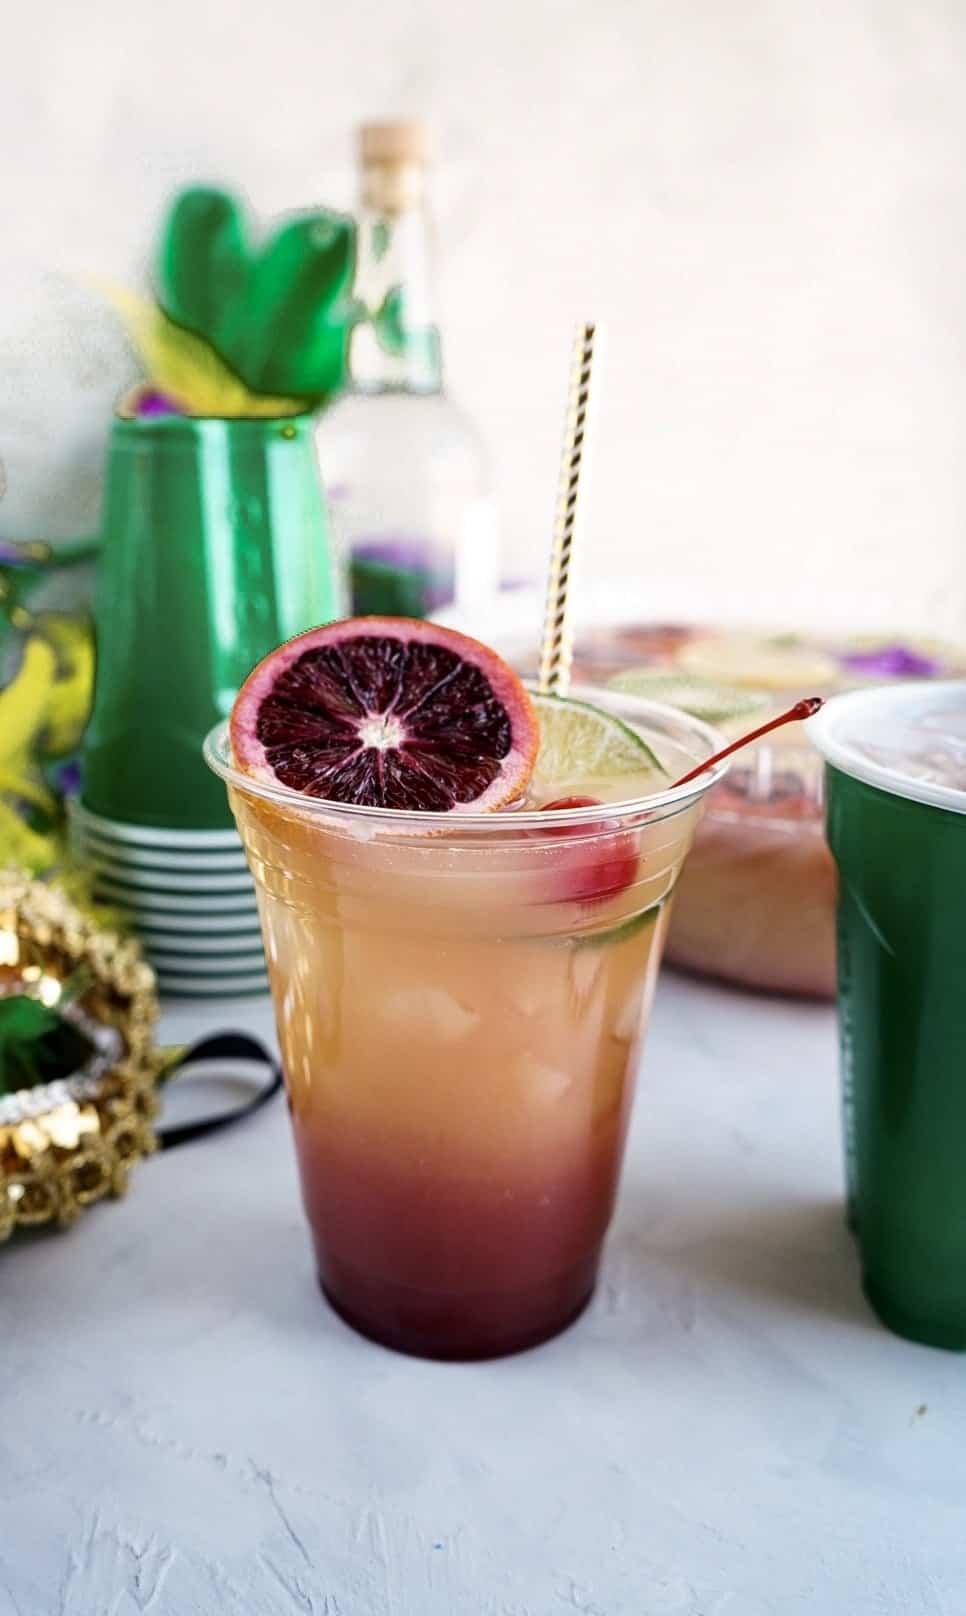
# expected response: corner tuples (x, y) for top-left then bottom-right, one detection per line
(206, 690), (727, 1358)
(665, 732), (837, 998)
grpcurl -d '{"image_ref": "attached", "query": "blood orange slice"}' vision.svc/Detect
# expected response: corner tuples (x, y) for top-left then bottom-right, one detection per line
(230, 617), (539, 813)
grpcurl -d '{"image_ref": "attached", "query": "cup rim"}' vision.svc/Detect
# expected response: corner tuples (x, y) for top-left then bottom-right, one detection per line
(807, 679), (966, 816)
(111, 413), (312, 441)
(154, 971), (269, 990)
(72, 837), (249, 871)
(144, 936), (265, 957)
(204, 688), (730, 832)
(134, 912), (263, 935)
(94, 886), (258, 915)
(86, 866), (255, 894)
(72, 801), (242, 847)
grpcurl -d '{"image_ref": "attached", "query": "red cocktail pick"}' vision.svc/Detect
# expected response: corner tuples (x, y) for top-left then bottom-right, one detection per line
(671, 696), (824, 789)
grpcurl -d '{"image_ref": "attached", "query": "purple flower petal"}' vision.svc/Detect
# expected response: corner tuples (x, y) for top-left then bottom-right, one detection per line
(51, 759), (83, 798)
(0, 541), (35, 567)
(136, 389), (182, 418)
(840, 643), (940, 679)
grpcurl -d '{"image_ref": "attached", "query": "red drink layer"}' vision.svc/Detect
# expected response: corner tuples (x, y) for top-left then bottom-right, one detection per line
(301, 1114), (624, 1357)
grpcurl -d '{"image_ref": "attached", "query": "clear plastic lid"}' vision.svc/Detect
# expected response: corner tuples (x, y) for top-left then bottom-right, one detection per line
(807, 681), (966, 816)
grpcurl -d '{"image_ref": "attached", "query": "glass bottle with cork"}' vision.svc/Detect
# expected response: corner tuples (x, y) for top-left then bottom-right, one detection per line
(316, 120), (498, 618)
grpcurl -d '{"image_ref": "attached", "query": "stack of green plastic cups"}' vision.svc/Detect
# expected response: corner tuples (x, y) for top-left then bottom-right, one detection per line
(809, 683), (966, 1349)
(76, 413), (341, 998)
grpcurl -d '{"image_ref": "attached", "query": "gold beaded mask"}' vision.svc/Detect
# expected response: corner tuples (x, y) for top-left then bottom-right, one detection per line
(0, 868), (283, 1241)
(0, 868), (163, 1238)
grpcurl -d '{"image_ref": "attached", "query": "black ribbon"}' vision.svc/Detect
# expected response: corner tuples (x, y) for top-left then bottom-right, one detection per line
(156, 1031), (283, 1150)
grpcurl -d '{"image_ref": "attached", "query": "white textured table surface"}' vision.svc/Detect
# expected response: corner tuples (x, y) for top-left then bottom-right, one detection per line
(3, 974), (964, 1616)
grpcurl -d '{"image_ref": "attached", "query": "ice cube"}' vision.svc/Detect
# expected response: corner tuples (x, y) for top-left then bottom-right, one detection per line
(381, 986), (481, 1042)
(568, 945), (602, 1003)
(507, 969), (551, 1018)
(516, 1051), (574, 1106)
(614, 981), (645, 1042)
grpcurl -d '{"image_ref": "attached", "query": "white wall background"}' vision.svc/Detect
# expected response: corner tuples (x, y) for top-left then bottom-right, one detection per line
(4, 0), (966, 638)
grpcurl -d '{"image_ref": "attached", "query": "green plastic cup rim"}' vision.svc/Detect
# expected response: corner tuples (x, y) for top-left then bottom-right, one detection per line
(71, 800), (243, 848)
(204, 687), (730, 834)
(807, 680), (966, 816)
(110, 415), (311, 443)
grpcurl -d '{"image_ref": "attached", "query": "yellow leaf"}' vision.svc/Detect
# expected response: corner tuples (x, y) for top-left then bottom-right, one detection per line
(0, 800), (61, 875)
(0, 768), (58, 816)
(0, 639), (57, 766)
(33, 614), (95, 757)
(97, 282), (305, 419)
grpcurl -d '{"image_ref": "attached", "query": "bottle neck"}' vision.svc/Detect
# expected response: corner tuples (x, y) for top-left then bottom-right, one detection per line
(349, 164), (443, 395)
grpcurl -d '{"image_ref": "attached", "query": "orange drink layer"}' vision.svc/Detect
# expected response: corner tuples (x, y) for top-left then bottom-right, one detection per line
(207, 692), (725, 1359)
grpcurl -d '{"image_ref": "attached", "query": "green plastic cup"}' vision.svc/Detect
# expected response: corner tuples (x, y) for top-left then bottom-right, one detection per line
(810, 682), (966, 1349)
(83, 415), (341, 829)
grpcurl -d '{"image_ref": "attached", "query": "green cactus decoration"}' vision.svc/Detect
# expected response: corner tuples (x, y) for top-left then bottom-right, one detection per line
(104, 186), (444, 417)
(157, 187), (362, 409)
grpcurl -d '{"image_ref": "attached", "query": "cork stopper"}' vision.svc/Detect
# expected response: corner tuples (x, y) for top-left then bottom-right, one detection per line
(359, 121), (430, 167)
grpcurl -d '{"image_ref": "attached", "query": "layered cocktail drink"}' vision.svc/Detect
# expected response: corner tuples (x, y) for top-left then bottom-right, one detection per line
(207, 619), (727, 1357)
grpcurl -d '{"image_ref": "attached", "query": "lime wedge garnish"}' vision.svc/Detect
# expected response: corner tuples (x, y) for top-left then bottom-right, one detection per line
(574, 905), (661, 949)
(530, 693), (667, 802)
(607, 668), (762, 725)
